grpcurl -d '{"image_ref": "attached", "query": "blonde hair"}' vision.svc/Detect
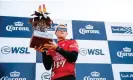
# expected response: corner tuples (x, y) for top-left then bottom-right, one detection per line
(55, 24), (67, 32)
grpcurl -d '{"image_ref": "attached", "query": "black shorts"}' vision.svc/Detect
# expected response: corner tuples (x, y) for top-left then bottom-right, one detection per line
(54, 75), (76, 80)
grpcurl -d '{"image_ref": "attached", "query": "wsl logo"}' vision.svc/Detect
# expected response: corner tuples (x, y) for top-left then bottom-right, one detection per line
(41, 72), (51, 80)
(117, 47), (133, 58)
(84, 71), (106, 80)
(6, 21), (30, 32)
(80, 48), (104, 56)
(111, 26), (133, 34)
(120, 72), (133, 80)
(0, 71), (26, 80)
(1, 46), (30, 54)
(79, 25), (100, 34)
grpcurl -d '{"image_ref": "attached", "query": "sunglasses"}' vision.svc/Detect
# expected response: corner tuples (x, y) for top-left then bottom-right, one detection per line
(56, 27), (67, 32)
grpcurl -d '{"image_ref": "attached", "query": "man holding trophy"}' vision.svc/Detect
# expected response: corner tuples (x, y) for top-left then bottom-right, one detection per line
(29, 4), (79, 80)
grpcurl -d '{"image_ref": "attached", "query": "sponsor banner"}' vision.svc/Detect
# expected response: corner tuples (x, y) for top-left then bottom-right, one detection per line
(76, 40), (111, 64)
(72, 20), (107, 40)
(105, 22), (133, 41)
(0, 38), (36, 63)
(36, 63), (51, 80)
(112, 64), (133, 80)
(108, 41), (133, 64)
(76, 64), (114, 80)
(0, 16), (32, 38)
(0, 63), (35, 80)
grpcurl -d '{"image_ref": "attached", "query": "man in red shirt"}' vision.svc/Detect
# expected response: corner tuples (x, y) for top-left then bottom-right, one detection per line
(35, 24), (79, 80)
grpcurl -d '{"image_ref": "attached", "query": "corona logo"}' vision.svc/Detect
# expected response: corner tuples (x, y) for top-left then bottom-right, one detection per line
(14, 21), (24, 26)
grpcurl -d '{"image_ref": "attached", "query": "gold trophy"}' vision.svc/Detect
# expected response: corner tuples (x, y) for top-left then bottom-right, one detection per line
(29, 4), (53, 51)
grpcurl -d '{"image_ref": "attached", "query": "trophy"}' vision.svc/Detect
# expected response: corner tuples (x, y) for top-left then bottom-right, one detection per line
(29, 4), (53, 50)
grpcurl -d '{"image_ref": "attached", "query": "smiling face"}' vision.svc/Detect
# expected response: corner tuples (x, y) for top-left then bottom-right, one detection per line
(55, 24), (68, 39)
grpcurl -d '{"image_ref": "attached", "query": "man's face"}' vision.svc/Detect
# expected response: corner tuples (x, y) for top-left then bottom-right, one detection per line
(55, 26), (68, 39)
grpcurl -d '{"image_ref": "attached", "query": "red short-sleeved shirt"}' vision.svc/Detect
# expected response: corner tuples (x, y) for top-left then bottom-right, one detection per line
(47, 39), (78, 80)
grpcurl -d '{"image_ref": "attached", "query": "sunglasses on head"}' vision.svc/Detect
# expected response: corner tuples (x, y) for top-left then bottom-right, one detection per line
(56, 27), (67, 32)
